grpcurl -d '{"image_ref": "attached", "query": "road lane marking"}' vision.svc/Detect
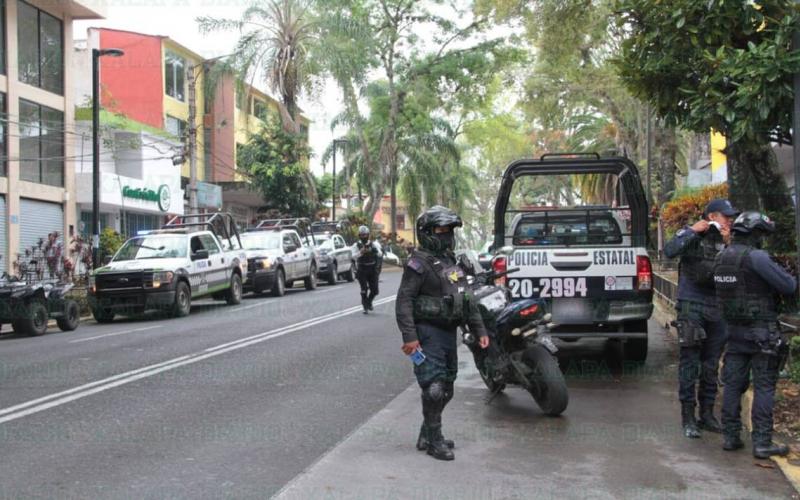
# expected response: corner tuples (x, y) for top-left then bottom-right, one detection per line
(234, 300), (275, 311)
(68, 325), (163, 344)
(0, 295), (397, 425)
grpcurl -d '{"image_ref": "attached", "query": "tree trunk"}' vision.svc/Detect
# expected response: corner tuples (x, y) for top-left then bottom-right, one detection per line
(656, 125), (677, 207)
(390, 171), (398, 242)
(725, 140), (787, 212)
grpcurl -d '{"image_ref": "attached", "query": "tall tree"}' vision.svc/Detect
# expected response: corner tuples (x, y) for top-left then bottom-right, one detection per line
(613, 0), (800, 216)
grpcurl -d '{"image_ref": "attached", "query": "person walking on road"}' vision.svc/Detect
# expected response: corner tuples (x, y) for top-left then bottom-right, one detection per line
(356, 225), (382, 314)
(714, 211), (795, 459)
(395, 206), (489, 461)
(664, 198), (738, 439)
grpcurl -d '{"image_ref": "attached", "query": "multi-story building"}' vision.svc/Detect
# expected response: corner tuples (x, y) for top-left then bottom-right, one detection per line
(0, 1), (104, 273)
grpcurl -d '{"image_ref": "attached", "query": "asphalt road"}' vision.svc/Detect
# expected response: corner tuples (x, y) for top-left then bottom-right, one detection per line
(1, 269), (795, 499)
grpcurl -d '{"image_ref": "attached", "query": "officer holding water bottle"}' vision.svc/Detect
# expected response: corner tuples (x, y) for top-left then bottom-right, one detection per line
(396, 206), (489, 461)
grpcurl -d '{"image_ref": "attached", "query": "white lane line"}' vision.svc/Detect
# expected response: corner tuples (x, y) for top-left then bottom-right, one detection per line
(0, 295), (397, 425)
(68, 325), (163, 344)
(316, 287), (339, 294)
(235, 300), (275, 311)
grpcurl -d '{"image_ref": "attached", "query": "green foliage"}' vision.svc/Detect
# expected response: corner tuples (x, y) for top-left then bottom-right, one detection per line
(614, 0), (800, 145)
(790, 336), (800, 384)
(315, 173), (334, 206)
(238, 116), (315, 217)
(660, 183), (728, 239)
(99, 227), (125, 263)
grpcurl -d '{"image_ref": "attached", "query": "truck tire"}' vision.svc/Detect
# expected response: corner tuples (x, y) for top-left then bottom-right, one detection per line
(226, 273), (243, 305)
(327, 263), (338, 286)
(93, 307), (115, 324)
(171, 281), (192, 318)
(272, 269), (286, 297)
(18, 300), (49, 336)
(304, 265), (318, 291)
(623, 320), (649, 363)
(56, 300), (80, 331)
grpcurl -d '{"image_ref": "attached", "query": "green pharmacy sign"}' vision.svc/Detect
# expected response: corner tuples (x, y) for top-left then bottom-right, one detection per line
(122, 185), (171, 212)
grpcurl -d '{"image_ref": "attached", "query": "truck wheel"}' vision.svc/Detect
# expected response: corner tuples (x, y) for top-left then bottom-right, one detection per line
(327, 263), (338, 286)
(57, 300), (80, 331)
(19, 300), (49, 336)
(226, 274), (243, 305)
(271, 269), (286, 297)
(93, 307), (115, 324)
(344, 263), (355, 282)
(624, 320), (649, 363)
(304, 265), (318, 291)
(172, 282), (192, 318)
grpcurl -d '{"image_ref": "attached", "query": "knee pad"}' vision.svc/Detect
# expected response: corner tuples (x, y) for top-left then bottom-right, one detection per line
(423, 381), (446, 403)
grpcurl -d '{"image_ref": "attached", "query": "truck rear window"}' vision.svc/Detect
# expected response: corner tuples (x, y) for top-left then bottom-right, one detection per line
(513, 213), (622, 246)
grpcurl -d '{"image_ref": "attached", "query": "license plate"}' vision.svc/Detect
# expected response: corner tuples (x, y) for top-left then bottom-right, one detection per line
(508, 277), (588, 299)
(479, 290), (507, 312)
(552, 298), (593, 323)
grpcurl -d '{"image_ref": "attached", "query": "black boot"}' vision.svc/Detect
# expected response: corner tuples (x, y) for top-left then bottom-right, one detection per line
(421, 382), (455, 461)
(416, 424), (454, 451)
(361, 293), (369, 314)
(722, 434), (744, 451)
(367, 297), (374, 311)
(681, 403), (701, 439)
(698, 405), (723, 433)
(753, 442), (790, 459)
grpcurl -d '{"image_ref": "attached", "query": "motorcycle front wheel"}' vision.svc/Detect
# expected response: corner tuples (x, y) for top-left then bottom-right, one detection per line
(522, 345), (568, 416)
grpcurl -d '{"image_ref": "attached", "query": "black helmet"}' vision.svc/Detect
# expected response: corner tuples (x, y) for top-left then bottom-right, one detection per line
(416, 205), (462, 253)
(732, 211), (775, 234)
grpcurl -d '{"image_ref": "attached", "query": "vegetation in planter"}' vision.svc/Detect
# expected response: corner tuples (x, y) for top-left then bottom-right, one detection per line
(660, 183), (728, 239)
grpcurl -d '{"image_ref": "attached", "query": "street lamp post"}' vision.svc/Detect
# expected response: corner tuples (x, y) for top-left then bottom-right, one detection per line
(793, 9), (800, 302)
(92, 48), (125, 268)
(331, 139), (347, 220)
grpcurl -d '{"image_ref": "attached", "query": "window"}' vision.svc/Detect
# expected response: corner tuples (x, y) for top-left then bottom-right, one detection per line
(121, 212), (160, 238)
(253, 99), (268, 121)
(334, 236), (344, 250)
(165, 115), (187, 139)
(80, 211), (109, 237)
(396, 214), (406, 230)
(165, 50), (186, 101)
(19, 99), (64, 187)
(291, 233), (302, 249)
(512, 212), (623, 247)
(198, 234), (221, 255)
(18, 1), (63, 95)
(0, 92), (6, 177)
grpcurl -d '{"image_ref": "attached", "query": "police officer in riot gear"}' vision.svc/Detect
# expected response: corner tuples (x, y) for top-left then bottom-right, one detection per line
(356, 225), (382, 314)
(396, 206), (489, 461)
(664, 198), (738, 438)
(714, 211), (795, 459)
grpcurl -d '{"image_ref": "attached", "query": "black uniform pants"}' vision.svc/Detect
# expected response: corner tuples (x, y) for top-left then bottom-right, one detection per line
(414, 323), (458, 389)
(721, 350), (781, 446)
(357, 265), (379, 306)
(676, 300), (728, 408)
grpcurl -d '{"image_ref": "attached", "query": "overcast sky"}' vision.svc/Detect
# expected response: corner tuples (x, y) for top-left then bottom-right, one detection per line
(75, 1), (342, 176)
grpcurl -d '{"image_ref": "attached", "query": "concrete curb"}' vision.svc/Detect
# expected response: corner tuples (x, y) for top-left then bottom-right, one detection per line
(655, 291), (800, 495)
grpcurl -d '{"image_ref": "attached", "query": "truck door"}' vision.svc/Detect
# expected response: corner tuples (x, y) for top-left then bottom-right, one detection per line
(199, 233), (227, 290)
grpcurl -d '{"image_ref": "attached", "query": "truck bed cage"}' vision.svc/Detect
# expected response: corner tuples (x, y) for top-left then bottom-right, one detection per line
(163, 212), (242, 249)
(310, 220), (355, 245)
(252, 218), (317, 246)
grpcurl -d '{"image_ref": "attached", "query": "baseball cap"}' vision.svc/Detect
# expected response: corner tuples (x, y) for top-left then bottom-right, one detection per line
(703, 198), (739, 218)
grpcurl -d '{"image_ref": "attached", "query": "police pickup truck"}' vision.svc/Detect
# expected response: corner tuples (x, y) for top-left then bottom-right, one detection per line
(89, 213), (247, 323)
(492, 154), (653, 361)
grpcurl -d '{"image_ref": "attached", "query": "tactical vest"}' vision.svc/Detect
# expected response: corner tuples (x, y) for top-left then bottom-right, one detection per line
(682, 228), (724, 289)
(713, 246), (777, 323)
(411, 250), (471, 324)
(357, 240), (378, 267)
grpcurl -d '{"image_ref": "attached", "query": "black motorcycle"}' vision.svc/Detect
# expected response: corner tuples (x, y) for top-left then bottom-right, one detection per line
(459, 256), (568, 416)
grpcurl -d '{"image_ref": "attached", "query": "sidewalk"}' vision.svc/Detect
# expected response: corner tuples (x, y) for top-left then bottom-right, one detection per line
(275, 328), (797, 500)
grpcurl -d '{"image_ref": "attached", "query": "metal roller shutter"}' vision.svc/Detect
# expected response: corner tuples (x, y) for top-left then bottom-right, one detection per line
(0, 195), (6, 272)
(19, 198), (64, 254)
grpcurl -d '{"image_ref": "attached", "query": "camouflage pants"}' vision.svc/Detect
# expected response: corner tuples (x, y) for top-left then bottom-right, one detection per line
(414, 323), (458, 389)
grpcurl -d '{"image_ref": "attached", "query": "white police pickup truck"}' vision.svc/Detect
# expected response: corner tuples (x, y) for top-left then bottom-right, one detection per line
(88, 213), (247, 323)
(492, 154), (653, 361)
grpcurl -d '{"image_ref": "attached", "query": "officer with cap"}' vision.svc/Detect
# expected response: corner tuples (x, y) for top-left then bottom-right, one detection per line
(396, 206), (489, 461)
(356, 225), (382, 314)
(664, 198), (738, 438)
(714, 211), (795, 459)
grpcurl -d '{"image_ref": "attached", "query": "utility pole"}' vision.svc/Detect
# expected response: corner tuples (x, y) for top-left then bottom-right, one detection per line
(188, 64), (198, 212)
(792, 6), (800, 302)
(332, 141), (337, 221)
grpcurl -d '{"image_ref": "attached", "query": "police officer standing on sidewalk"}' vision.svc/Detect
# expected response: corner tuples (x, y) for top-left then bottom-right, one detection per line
(356, 225), (382, 314)
(664, 199), (738, 438)
(714, 212), (795, 459)
(395, 206), (489, 461)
